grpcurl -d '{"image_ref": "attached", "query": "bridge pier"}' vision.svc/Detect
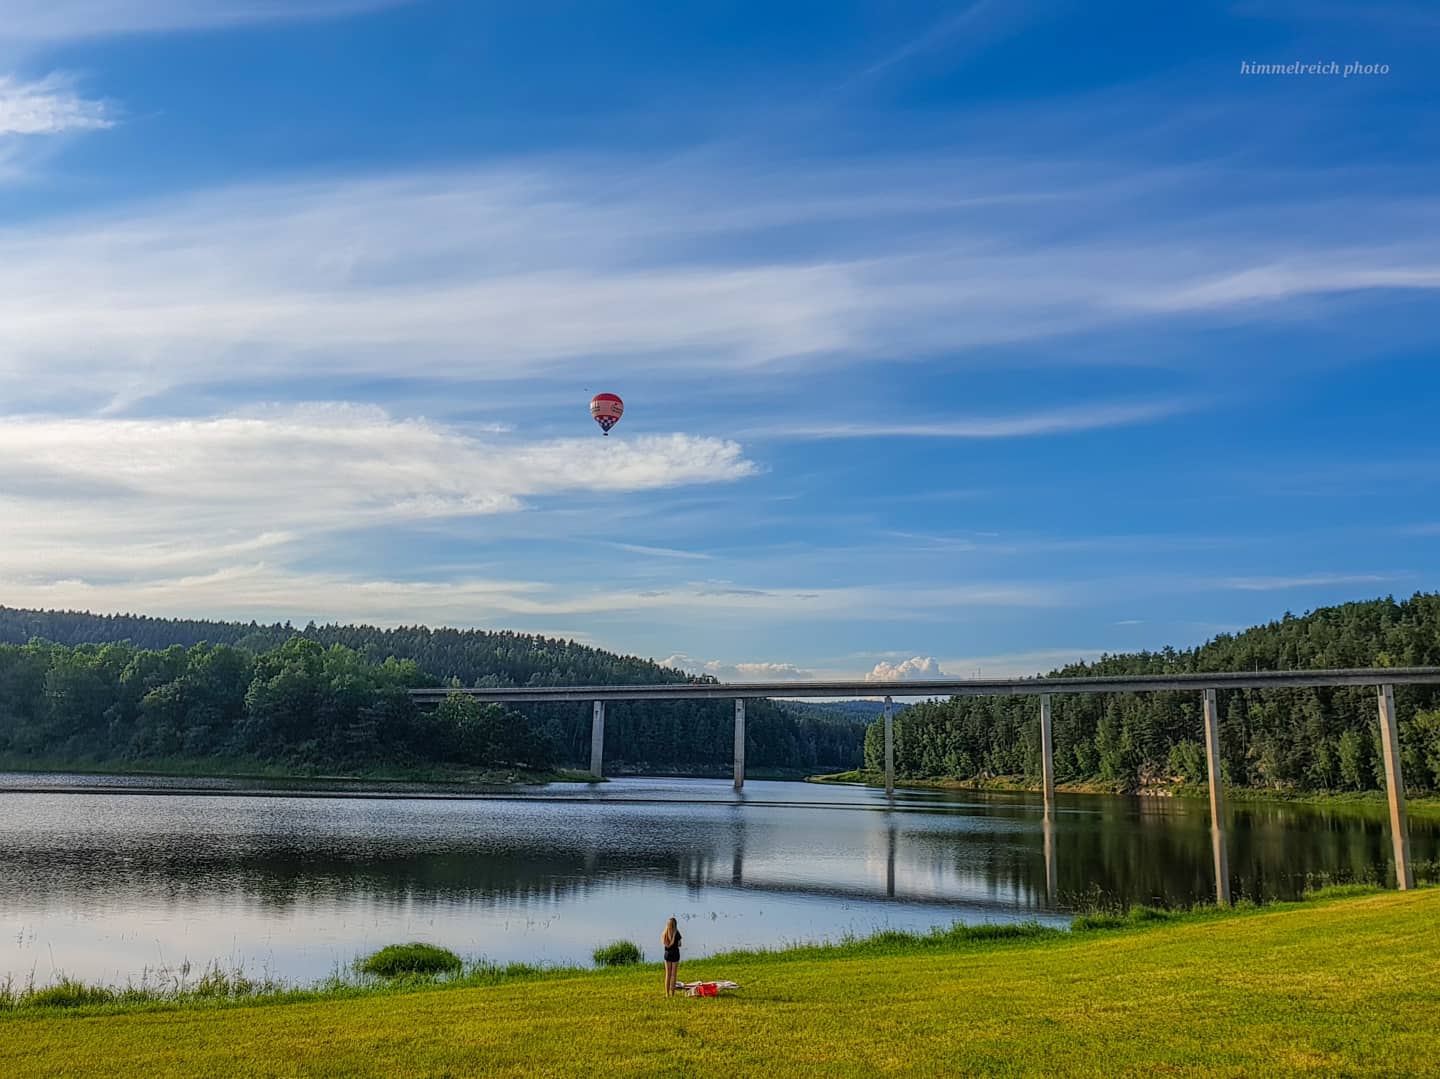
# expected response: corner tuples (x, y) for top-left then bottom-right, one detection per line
(1202, 688), (1231, 906)
(1039, 694), (1055, 813)
(883, 695), (895, 797)
(734, 698), (746, 790)
(1377, 684), (1414, 890)
(590, 700), (605, 778)
(1040, 693), (1057, 904)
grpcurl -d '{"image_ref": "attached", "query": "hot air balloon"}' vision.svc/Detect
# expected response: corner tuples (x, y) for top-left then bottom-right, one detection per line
(589, 393), (624, 435)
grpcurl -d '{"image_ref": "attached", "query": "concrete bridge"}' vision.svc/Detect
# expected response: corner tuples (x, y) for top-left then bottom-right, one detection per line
(411, 666), (1440, 903)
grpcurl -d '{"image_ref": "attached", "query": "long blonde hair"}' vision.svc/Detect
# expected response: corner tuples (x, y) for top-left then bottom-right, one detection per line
(661, 917), (679, 947)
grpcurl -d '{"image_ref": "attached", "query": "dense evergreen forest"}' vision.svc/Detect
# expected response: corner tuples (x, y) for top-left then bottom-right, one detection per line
(864, 594), (1440, 794)
(776, 699), (906, 723)
(0, 606), (866, 775)
(0, 636), (552, 774)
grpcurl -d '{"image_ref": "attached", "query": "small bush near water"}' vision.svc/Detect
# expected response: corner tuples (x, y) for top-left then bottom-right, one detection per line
(358, 943), (463, 979)
(23, 980), (119, 1009)
(592, 941), (643, 967)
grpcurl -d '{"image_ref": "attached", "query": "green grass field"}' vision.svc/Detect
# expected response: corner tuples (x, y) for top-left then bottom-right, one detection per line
(4, 889), (1438, 1077)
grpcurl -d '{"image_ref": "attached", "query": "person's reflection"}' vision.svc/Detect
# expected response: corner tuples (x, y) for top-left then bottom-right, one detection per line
(731, 812), (746, 886)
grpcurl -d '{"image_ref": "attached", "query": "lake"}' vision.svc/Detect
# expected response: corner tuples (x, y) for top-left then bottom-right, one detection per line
(1, 773), (1433, 988)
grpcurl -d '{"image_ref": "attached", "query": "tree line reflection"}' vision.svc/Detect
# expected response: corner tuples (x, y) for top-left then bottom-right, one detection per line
(0, 791), (1433, 917)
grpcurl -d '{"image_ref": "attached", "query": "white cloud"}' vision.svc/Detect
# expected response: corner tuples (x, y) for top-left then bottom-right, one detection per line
(864, 656), (947, 681)
(0, 1), (404, 43)
(0, 406), (755, 582)
(659, 654), (816, 682)
(0, 72), (112, 188)
(0, 73), (110, 136)
(0, 409), (1077, 625)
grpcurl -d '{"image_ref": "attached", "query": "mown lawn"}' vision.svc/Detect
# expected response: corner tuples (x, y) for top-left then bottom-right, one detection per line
(4, 890), (1438, 1078)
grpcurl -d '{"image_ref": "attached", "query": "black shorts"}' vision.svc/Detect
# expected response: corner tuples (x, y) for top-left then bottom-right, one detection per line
(664, 949), (680, 963)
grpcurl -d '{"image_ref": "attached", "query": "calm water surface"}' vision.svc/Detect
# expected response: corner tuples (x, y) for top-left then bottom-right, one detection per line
(1, 773), (1433, 986)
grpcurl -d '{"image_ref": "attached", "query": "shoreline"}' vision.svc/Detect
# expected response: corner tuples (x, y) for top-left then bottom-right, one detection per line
(806, 769), (1440, 817)
(0, 756), (601, 789)
(0, 759), (841, 790)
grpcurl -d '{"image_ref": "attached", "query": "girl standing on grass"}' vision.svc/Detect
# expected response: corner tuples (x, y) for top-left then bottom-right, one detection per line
(662, 917), (682, 997)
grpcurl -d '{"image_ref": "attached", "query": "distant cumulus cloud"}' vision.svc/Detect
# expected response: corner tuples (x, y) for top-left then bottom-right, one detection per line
(939, 648), (1105, 678)
(864, 656), (947, 681)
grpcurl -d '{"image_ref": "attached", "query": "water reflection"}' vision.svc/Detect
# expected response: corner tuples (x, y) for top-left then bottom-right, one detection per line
(1043, 810), (1057, 903)
(0, 775), (1433, 985)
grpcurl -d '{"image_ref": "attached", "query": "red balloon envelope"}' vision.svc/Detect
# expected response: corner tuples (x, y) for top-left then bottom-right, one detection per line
(589, 393), (624, 435)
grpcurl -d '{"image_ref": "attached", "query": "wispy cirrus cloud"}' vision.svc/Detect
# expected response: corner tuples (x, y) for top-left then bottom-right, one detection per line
(608, 543), (713, 561)
(3, 159), (1439, 410)
(659, 654), (816, 681)
(1215, 573), (1404, 591)
(852, 0), (1034, 84)
(1127, 264), (1440, 313)
(757, 400), (1190, 441)
(0, 566), (1067, 629)
(937, 648), (1108, 678)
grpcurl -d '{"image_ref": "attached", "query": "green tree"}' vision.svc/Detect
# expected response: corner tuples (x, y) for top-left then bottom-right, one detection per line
(1337, 728), (1372, 791)
(1166, 740), (1206, 784)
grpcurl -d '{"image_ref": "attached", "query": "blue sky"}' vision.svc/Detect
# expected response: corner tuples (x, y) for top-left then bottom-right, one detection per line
(0, 1), (1437, 682)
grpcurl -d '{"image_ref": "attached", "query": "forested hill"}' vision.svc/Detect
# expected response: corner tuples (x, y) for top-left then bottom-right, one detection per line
(0, 605), (867, 775)
(869, 594), (1440, 794)
(0, 606), (694, 688)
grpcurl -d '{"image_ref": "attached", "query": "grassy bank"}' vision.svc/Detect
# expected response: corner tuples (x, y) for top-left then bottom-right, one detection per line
(0, 754), (601, 787)
(3, 889), (1437, 1076)
(810, 769), (1440, 819)
(808, 769), (1130, 795)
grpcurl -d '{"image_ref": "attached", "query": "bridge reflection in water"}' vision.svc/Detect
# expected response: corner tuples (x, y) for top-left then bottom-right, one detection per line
(4, 775), (1439, 984)
(414, 667), (1440, 901)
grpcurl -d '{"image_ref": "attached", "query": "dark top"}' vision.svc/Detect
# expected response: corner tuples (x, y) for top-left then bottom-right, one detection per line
(663, 931), (681, 962)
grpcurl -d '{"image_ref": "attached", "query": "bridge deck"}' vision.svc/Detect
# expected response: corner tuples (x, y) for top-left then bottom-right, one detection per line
(409, 666), (1440, 703)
